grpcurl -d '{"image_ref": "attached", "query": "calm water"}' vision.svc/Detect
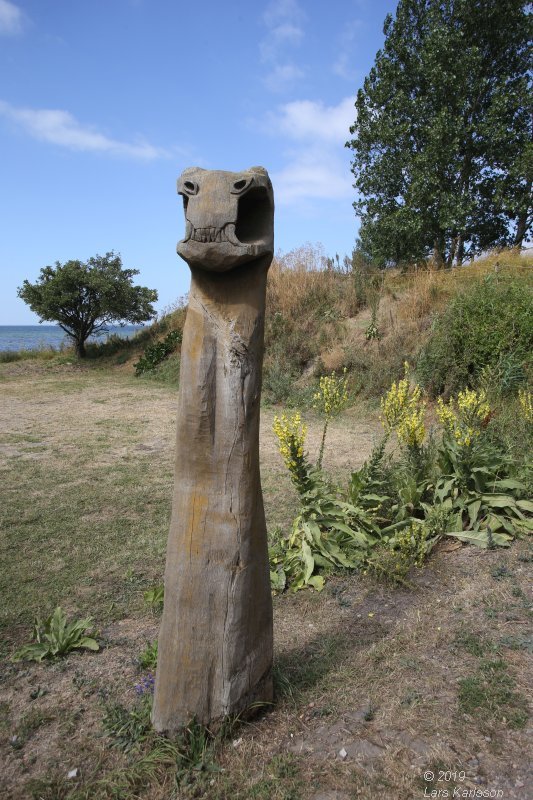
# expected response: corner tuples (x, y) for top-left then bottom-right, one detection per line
(0, 325), (144, 352)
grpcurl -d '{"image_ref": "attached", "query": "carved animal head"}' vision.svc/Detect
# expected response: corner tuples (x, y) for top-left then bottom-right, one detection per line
(176, 166), (274, 272)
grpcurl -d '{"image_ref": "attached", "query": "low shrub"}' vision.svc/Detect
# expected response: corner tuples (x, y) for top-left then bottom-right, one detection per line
(134, 330), (182, 375)
(0, 348), (57, 363)
(417, 272), (533, 397)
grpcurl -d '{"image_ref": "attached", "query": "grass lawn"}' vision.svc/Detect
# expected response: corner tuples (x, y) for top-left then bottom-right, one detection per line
(0, 362), (531, 799)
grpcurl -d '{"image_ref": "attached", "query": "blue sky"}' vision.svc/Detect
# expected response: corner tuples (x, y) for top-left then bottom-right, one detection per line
(0, 0), (397, 324)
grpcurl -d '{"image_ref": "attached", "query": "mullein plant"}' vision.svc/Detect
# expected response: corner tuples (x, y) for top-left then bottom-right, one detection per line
(313, 368), (349, 468)
(271, 366), (532, 592)
(436, 388), (491, 449)
(379, 362), (426, 448)
(272, 411), (309, 493)
(272, 406), (377, 593)
(433, 388), (533, 544)
(518, 388), (533, 423)
(379, 362), (428, 490)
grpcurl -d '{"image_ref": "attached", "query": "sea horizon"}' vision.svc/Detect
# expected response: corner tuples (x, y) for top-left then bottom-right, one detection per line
(0, 324), (145, 352)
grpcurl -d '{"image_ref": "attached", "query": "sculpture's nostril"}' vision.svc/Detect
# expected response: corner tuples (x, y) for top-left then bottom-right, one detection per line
(184, 181), (198, 195)
(233, 179), (247, 191)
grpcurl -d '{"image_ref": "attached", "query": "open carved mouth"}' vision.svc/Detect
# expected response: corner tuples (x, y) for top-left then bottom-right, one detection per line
(181, 185), (273, 249)
(183, 222), (240, 245)
(234, 185), (273, 246)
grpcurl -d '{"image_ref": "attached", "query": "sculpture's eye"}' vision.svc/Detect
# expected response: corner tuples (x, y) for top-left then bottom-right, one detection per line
(231, 177), (253, 194)
(183, 180), (199, 195)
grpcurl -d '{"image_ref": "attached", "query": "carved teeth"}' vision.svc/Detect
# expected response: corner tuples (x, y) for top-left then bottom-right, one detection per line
(186, 225), (243, 245)
(225, 224), (240, 246)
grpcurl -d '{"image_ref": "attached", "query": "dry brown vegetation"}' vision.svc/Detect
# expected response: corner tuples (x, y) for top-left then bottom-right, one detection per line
(264, 245), (532, 401)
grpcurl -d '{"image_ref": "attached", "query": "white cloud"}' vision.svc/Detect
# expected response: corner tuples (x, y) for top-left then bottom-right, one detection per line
(0, 100), (169, 160)
(0, 0), (24, 35)
(273, 147), (353, 204)
(263, 63), (305, 93)
(260, 0), (305, 92)
(263, 0), (304, 28)
(267, 96), (355, 205)
(270, 97), (355, 143)
(260, 22), (303, 61)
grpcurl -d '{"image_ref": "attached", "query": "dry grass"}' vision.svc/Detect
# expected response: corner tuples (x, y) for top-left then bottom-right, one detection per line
(0, 363), (531, 799)
(267, 244), (360, 321)
(73, 246), (532, 406)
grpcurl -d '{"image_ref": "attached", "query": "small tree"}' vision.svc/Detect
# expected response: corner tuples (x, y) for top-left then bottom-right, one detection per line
(18, 252), (157, 358)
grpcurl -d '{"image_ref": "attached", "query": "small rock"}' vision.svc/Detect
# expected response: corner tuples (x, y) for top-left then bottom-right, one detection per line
(67, 768), (79, 779)
(232, 737), (242, 748)
(338, 748), (347, 760)
(515, 780), (524, 788)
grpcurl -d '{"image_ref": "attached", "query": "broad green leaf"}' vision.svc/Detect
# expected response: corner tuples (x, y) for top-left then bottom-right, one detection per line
(493, 479), (526, 491)
(301, 540), (315, 584)
(482, 495), (517, 509)
(467, 499), (482, 528)
(12, 644), (48, 663)
(447, 531), (511, 548)
(78, 637), (100, 651)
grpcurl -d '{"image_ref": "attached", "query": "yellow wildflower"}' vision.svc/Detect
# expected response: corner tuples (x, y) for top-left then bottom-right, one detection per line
(273, 412), (307, 481)
(518, 388), (533, 422)
(436, 397), (456, 431)
(457, 388), (490, 422)
(437, 389), (491, 447)
(380, 363), (426, 448)
(396, 406), (426, 448)
(313, 368), (349, 418)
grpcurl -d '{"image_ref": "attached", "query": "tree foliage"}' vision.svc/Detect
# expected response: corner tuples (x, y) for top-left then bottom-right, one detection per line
(18, 252), (157, 357)
(347, 0), (532, 267)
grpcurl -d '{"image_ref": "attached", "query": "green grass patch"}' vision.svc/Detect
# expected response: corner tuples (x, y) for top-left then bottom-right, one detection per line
(0, 348), (58, 363)
(0, 372), (173, 648)
(458, 658), (528, 729)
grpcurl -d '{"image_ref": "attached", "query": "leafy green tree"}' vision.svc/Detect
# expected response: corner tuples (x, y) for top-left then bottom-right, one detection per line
(347, 0), (532, 267)
(18, 252), (157, 357)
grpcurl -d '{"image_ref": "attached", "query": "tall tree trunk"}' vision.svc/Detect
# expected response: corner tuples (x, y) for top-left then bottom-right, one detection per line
(75, 339), (86, 358)
(456, 234), (464, 266)
(513, 209), (530, 248)
(447, 230), (458, 268)
(433, 237), (445, 269)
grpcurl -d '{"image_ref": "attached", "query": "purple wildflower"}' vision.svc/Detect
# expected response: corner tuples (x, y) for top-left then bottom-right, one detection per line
(134, 672), (155, 695)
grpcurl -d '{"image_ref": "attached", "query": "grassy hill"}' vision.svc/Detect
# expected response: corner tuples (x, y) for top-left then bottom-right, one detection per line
(5, 247), (531, 405)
